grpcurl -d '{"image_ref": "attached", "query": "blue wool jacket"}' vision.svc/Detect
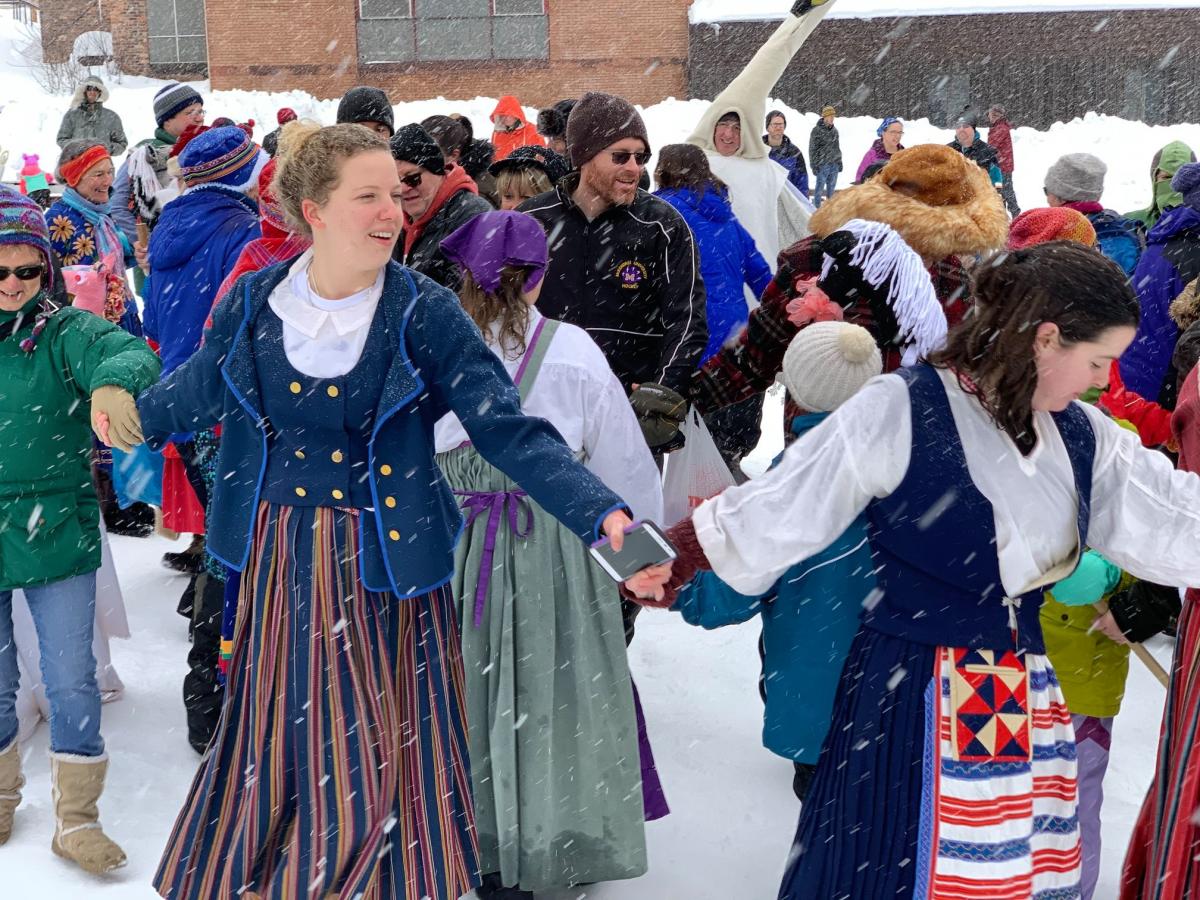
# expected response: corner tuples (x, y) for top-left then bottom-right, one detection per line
(1088, 210), (1143, 276)
(136, 259), (625, 599)
(654, 185), (772, 362)
(672, 413), (872, 764)
(1120, 204), (1200, 401)
(143, 185), (260, 376)
(764, 135), (810, 197)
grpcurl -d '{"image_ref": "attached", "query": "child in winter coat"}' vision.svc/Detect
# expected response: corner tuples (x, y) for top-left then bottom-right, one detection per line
(671, 320), (882, 802)
(17, 154), (53, 209)
(1043, 551), (1179, 900)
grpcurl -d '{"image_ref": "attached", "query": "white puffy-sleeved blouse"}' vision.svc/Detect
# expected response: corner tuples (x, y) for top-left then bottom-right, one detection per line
(434, 307), (664, 524)
(693, 366), (1200, 599)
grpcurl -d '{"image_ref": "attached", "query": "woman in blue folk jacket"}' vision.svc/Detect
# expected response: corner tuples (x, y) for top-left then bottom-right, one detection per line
(672, 321), (881, 801)
(136, 122), (641, 900)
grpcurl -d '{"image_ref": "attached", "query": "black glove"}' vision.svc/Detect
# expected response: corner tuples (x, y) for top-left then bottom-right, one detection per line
(629, 383), (687, 451)
(1108, 580), (1182, 644)
(791, 0), (831, 15)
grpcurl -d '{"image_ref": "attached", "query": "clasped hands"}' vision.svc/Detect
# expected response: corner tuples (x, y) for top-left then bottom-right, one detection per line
(601, 509), (675, 605)
(90, 385), (144, 452)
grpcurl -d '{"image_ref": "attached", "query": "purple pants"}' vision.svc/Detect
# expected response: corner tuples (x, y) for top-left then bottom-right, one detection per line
(1073, 714), (1113, 900)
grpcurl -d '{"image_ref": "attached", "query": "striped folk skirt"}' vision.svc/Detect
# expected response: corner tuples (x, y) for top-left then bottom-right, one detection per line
(1121, 588), (1200, 900)
(153, 502), (479, 900)
(778, 627), (1081, 900)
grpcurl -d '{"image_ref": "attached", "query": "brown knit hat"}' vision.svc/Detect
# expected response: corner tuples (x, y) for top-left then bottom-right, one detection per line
(809, 144), (1009, 261)
(565, 92), (650, 168)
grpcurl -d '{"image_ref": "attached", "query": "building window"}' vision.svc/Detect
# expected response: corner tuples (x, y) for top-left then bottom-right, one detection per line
(147, 0), (208, 65)
(358, 0), (548, 64)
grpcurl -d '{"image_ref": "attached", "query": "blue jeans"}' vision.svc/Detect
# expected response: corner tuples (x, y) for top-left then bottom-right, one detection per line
(814, 165), (840, 206)
(0, 571), (103, 756)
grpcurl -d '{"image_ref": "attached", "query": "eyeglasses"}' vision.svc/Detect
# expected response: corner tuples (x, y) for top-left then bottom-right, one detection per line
(608, 150), (652, 167)
(0, 264), (44, 282)
(399, 171), (424, 189)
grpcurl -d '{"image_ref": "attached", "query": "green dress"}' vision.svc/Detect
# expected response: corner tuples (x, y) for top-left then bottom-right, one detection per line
(436, 319), (647, 891)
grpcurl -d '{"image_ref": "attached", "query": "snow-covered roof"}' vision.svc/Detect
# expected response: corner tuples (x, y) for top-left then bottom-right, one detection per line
(690, 0), (1200, 25)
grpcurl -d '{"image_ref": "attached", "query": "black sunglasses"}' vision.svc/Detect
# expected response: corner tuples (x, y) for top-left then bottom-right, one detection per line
(609, 150), (652, 167)
(399, 171), (423, 189)
(0, 264), (44, 281)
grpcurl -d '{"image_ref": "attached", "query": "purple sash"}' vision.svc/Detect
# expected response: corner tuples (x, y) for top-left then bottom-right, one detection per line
(454, 315), (556, 626)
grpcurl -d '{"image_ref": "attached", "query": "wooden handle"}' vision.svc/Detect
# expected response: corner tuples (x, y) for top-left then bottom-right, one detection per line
(136, 222), (149, 246)
(1093, 599), (1170, 689)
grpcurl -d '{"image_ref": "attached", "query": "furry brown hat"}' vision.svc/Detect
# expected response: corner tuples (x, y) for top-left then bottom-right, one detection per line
(1170, 277), (1200, 331)
(809, 144), (1008, 261)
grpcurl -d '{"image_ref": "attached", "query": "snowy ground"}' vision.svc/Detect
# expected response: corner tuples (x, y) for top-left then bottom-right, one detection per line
(4, 521), (1175, 898)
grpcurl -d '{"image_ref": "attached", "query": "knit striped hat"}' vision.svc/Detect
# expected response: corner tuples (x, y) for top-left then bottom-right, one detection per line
(1006, 207), (1097, 251)
(0, 185), (54, 289)
(154, 82), (203, 128)
(179, 126), (266, 190)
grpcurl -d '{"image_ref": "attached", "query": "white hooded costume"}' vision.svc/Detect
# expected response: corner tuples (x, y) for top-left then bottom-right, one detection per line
(688, 2), (837, 288)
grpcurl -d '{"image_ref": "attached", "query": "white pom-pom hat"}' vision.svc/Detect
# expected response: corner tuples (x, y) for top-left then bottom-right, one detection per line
(782, 321), (883, 413)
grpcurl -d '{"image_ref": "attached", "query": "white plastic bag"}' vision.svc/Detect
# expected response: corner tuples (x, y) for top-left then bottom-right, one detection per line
(661, 407), (737, 526)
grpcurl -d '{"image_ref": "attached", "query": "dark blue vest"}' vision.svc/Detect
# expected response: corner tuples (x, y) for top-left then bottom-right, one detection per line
(863, 365), (1095, 654)
(254, 304), (387, 510)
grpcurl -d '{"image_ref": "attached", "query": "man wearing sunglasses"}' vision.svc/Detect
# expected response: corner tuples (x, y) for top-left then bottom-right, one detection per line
(391, 123), (491, 290)
(520, 91), (707, 404)
(520, 91), (707, 647)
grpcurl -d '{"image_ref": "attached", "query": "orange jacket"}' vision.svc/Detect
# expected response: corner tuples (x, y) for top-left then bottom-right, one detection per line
(490, 95), (545, 161)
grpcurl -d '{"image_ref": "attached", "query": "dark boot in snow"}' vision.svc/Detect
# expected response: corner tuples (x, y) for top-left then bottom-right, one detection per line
(163, 534), (205, 574)
(476, 872), (533, 899)
(184, 573), (225, 754)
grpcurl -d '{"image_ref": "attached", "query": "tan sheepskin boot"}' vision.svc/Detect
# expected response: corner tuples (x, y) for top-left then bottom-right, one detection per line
(50, 752), (126, 874)
(0, 739), (22, 845)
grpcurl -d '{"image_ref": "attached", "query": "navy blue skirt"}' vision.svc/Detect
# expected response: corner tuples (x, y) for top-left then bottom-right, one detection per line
(778, 626), (935, 900)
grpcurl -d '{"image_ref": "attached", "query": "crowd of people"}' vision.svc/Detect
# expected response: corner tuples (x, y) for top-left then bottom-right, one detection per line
(4, 3), (1200, 898)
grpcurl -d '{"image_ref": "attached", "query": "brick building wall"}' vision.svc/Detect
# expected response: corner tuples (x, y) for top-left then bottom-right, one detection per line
(39, 0), (102, 64)
(689, 10), (1200, 129)
(202, 0), (691, 105)
(41, 0), (690, 107)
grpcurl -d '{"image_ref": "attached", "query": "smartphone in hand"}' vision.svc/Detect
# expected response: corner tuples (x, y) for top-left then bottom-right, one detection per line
(589, 521), (677, 582)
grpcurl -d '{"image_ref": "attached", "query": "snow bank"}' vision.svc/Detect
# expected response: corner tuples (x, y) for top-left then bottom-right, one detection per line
(690, 0), (1200, 24)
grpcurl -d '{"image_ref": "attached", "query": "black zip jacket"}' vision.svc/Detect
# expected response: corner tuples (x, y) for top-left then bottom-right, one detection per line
(519, 174), (707, 394)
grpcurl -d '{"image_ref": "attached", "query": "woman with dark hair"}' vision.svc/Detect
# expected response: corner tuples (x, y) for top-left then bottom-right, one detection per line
(763, 109), (809, 197)
(629, 241), (1200, 899)
(654, 143), (771, 471)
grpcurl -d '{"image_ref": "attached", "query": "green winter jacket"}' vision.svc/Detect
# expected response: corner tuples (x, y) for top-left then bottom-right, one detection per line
(0, 304), (160, 590)
(1126, 140), (1197, 230)
(1041, 556), (1133, 719)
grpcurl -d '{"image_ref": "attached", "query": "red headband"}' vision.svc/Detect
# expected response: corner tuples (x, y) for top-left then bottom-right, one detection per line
(60, 144), (111, 188)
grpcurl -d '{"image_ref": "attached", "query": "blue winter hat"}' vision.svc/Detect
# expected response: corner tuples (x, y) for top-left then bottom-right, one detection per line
(153, 81), (202, 128)
(1172, 162), (1200, 210)
(0, 184), (54, 289)
(178, 125), (266, 191)
(877, 116), (901, 137)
